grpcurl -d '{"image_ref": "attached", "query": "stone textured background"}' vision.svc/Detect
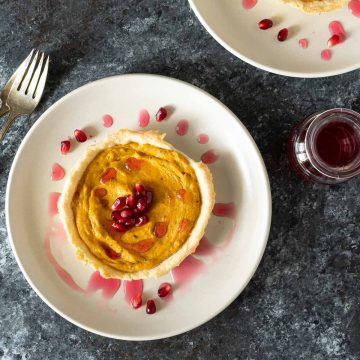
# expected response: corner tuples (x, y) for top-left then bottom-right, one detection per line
(0, 1), (360, 359)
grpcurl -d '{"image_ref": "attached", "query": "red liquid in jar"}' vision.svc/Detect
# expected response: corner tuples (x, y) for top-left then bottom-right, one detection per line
(315, 122), (359, 167)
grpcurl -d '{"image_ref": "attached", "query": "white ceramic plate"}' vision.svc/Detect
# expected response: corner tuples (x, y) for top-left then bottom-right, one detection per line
(6, 74), (271, 340)
(189, 0), (360, 77)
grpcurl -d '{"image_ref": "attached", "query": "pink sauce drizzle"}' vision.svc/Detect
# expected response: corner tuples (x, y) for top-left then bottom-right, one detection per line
(329, 21), (347, 41)
(195, 237), (214, 256)
(138, 109), (150, 128)
(242, 0), (257, 10)
(213, 203), (237, 219)
(298, 39), (308, 49)
(171, 256), (206, 288)
(51, 163), (65, 181)
(349, 0), (360, 17)
(197, 134), (209, 144)
(176, 120), (189, 136)
(48, 192), (61, 216)
(86, 271), (121, 299)
(201, 149), (219, 164)
(123, 280), (144, 304)
(321, 49), (331, 61)
(102, 114), (113, 128)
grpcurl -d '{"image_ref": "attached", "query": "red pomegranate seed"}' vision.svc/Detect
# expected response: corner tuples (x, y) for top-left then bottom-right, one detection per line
(112, 211), (126, 223)
(136, 196), (147, 212)
(125, 157), (143, 171)
(135, 215), (149, 226)
(112, 222), (127, 232)
(60, 140), (71, 155)
(154, 222), (168, 238)
(131, 293), (142, 309)
(134, 183), (145, 195)
(100, 168), (117, 184)
(158, 282), (172, 298)
(327, 34), (341, 47)
(74, 129), (87, 142)
(156, 107), (167, 122)
(146, 299), (156, 314)
(112, 196), (127, 210)
(94, 188), (107, 198)
(258, 19), (273, 30)
(277, 28), (288, 42)
(125, 218), (136, 228)
(176, 189), (187, 200)
(126, 194), (138, 208)
(120, 208), (134, 218)
(146, 191), (153, 205)
(105, 247), (121, 259)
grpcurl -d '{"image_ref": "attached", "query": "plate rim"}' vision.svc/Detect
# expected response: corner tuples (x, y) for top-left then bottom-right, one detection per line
(5, 73), (272, 340)
(188, 0), (360, 78)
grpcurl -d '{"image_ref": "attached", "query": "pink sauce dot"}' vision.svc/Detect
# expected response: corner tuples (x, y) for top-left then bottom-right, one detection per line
(298, 39), (308, 49)
(242, 0), (257, 10)
(213, 202), (237, 219)
(51, 163), (65, 181)
(201, 149), (219, 164)
(321, 49), (331, 61)
(349, 0), (360, 17)
(197, 134), (209, 144)
(329, 21), (346, 42)
(176, 120), (189, 136)
(86, 271), (121, 300)
(171, 256), (205, 288)
(123, 280), (144, 304)
(102, 114), (113, 128)
(138, 109), (150, 128)
(195, 237), (215, 256)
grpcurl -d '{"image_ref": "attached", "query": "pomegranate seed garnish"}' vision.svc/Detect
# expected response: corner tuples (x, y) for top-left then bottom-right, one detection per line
(134, 183), (145, 195)
(277, 28), (288, 42)
(258, 19), (273, 30)
(60, 140), (71, 155)
(126, 194), (138, 208)
(154, 222), (168, 238)
(125, 218), (136, 228)
(125, 157), (143, 171)
(100, 168), (117, 184)
(327, 34), (341, 47)
(112, 211), (127, 223)
(146, 191), (153, 205)
(146, 299), (156, 314)
(158, 282), (172, 298)
(112, 222), (127, 232)
(120, 208), (134, 218)
(112, 196), (127, 210)
(131, 293), (142, 309)
(156, 107), (167, 122)
(105, 247), (121, 259)
(74, 129), (87, 142)
(136, 196), (147, 212)
(94, 188), (107, 198)
(135, 215), (149, 226)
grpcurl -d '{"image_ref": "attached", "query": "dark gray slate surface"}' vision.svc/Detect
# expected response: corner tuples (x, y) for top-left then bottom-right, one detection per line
(0, 1), (360, 359)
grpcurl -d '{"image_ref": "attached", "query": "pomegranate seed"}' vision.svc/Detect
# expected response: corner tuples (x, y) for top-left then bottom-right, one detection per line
(327, 34), (341, 47)
(112, 211), (127, 223)
(258, 19), (273, 30)
(277, 28), (288, 42)
(154, 222), (168, 238)
(74, 129), (87, 142)
(136, 196), (147, 212)
(112, 196), (127, 210)
(156, 107), (167, 122)
(125, 218), (136, 228)
(135, 215), (149, 226)
(158, 282), (172, 298)
(134, 183), (145, 195)
(100, 168), (117, 184)
(146, 191), (153, 205)
(126, 194), (138, 208)
(94, 188), (107, 198)
(131, 293), (142, 309)
(120, 209), (134, 218)
(105, 247), (121, 259)
(146, 299), (156, 314)
(60, 140), (71, 155)
(112, 222), (127, 232)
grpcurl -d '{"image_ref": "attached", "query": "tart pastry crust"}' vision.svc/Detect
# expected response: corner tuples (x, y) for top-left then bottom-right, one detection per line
(59, 129), (215, 280)
(280, 0), (348, 13)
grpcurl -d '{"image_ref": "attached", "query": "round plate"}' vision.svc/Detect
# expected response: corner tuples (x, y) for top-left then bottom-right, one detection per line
(189, 0), (360, 78)
(6, 74), (271, 340)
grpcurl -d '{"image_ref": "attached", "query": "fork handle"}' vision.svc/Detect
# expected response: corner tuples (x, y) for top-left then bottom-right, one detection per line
(0, 112), (19, 144)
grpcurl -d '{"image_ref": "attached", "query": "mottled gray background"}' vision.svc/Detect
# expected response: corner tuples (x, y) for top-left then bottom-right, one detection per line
(0, 1), (360, 359)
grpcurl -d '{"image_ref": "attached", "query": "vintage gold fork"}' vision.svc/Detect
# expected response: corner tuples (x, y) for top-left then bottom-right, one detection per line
(0, 49), (49, 143)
